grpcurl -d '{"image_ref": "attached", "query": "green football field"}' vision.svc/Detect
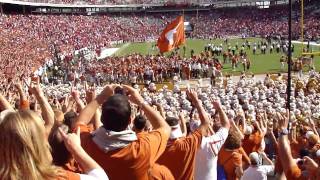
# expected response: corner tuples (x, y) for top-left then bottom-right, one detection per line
(114, 38), (320, 75)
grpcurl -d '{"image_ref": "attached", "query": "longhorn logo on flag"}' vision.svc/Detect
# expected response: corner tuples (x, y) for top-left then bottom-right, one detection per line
(157, 16), (186, 53)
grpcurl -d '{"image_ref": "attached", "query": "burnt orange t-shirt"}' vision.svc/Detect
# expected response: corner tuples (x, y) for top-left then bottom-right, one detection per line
(290, 140), (301, 159)
(284, 164), (305, 180)
(239, 147), (250, 167)
(285, 164), (320, 180)
(78, 124), (171, 180)
(242, 131), (263, 155)
(149, 164), (174, 180)
(218, 147), (242, 180)
(157, 129), (202, 180)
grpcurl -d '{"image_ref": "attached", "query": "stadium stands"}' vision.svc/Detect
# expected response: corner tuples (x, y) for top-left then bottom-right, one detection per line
(3, 0), (307, 5)
(5, 0), (214, 5)
(2, 1), (320, 180)
(0, 1), (319, 79)
(0, 5), (319, 78)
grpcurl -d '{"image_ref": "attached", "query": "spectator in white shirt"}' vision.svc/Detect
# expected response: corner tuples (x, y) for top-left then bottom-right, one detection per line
(241, 152), (274, 180)
(194, 101), (230, 180)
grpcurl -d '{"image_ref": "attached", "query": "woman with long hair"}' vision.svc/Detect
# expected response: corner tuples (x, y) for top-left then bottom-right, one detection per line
(0, 110), (108, 180)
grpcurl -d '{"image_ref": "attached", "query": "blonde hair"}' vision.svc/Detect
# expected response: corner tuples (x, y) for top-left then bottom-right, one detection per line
(0, 110), (59, 180)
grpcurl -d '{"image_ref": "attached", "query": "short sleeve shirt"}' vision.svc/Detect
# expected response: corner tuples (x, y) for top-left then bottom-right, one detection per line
(242, 131), (263, 154)
(77, 124), (169, 180)
(157, 129), (203, 180)
(194, 128), (229, 180)
(241, 165), (274, 180)
(218, 148), (242, 180)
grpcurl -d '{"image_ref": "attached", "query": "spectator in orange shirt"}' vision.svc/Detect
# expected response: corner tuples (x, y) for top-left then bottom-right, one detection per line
(242, 120), (265, 155)
(74, 84), (172, 180)
(218, 131), (244, 180)
(49, 124), (82, 173)
(239, 147), (251, 169)
(157, 89), (211, 180)
(277, 112), (319, 180)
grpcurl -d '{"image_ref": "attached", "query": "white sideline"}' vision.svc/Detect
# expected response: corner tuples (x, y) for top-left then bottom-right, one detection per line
(96, 43), (132, 59)
(292, 41), (320, 47)
(97, 48), (119, 59)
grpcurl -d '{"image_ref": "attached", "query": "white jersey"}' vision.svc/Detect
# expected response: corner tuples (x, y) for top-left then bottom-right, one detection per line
(194, 128), (229, 180)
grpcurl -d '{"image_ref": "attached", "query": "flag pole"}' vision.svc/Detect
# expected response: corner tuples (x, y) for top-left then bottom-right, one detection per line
(181, 10), (185, 57)
(287, 0), (292, 123)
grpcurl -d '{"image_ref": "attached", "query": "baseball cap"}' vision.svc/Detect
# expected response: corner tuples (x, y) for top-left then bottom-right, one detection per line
(249, 152), (261, 165)
(166, 117), (183, 139)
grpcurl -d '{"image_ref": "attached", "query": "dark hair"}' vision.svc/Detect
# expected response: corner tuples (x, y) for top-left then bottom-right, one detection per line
(186, 122), (191, 135)
(64, 111), (77, 130)
(224, 131), (241, 150)
(114, 86), (125, 95)
(299, 149), (310, 158)
(101, 95), (131, 132)
(30, 102), (36, 111)
(133, 115), (147, 131)
(165, 117), (179, 127)
(48, 124), (71, 166)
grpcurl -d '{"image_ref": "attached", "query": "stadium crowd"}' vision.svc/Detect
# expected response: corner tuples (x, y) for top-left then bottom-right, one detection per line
(1, 5), (320, 79)
(42, 36), (308, 87)
(17, 0), (213, 5)
(13, 0), (319, 6)
(2, 66), (320, 179)
(2, 1), (320, 179)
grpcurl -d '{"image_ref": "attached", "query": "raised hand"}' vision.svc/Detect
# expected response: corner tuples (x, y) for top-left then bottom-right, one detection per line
(179, 111), (186, 123)
(14, 81), (23, 92)
(179, 111), (187, 137)
(58, 127), (81, 154)
(154, 102), (165, 118)
(0, 92), (13, 110)
(308, 118), (316, 129)
(85, 84), (96, 103)
(96, 84), (118, 104)
(186, 89), (200, 107)
(29, 79), (44, 98)
(277, 110), (289, 131)
(122, 85), (144, 105)
(212, 100), (222, 110)
(257, 113), (267, 136)
(303, 156), (319, 172)
(71, 85), (80, 100)
(267, 122), (273, 134)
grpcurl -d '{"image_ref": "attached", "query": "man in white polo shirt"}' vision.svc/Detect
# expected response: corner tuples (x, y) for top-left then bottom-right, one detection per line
(194, 101), (230, 180)
(241, 152), (274, 180)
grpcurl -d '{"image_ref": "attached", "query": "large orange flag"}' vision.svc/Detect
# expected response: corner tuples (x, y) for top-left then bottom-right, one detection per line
(157, 16), (186, 53)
